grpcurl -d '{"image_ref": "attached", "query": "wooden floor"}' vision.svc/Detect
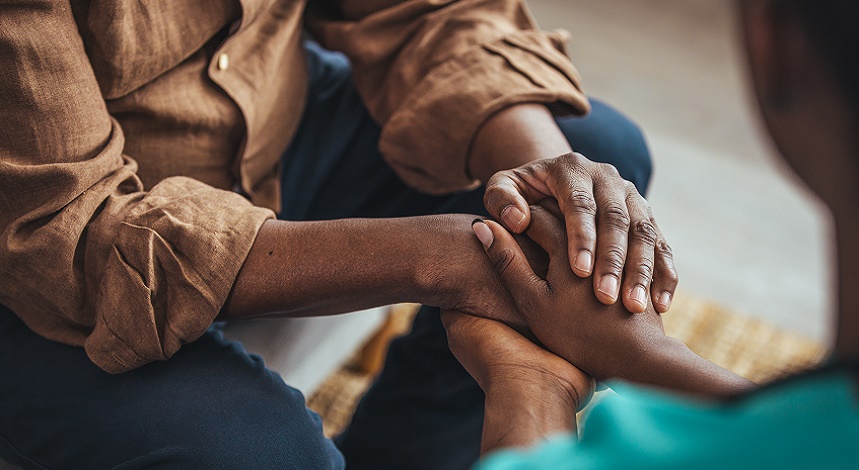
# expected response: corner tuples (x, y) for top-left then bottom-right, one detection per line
(527, 0), (833, 344)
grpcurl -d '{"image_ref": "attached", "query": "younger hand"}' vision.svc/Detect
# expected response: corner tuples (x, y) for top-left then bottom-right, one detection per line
(471, 203), (667, 381)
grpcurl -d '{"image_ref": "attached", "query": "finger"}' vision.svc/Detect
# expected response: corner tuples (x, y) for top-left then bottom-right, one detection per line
(514, 232), (550, 279)
(591, 174), (631, 306)
(472, 219), (548, 308)
(523, 205), (574, 283)
(650, 224), (679, 313)
(545, 154), (598, 278)
(538, 198), (563, 219)
(620, 191), (657, 313)
(484, 171), (534, 234)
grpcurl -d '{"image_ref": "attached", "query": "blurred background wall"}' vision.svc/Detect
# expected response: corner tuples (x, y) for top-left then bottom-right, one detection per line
(527, 0), (834, 344)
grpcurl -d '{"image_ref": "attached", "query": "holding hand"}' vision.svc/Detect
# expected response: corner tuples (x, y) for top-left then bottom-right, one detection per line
(441, 311), (594, 411)
(471, 204), (754, 396)
(441, 310), (594, 452)
(483, 152), (677, 313)
(472, 203), (666, 382)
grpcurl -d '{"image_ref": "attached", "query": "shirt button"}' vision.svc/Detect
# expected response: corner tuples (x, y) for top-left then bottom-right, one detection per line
(217, 53), (230, 71)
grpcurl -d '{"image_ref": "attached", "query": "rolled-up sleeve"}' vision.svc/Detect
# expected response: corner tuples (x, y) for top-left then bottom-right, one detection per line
(308, 0), (591, 194)
(0, 2), (274, 373)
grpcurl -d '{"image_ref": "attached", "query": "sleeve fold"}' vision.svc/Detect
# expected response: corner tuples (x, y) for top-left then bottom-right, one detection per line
(310, 0), (590, 194)
(0, 1), (274, 374)
(83, 177), (273, 373)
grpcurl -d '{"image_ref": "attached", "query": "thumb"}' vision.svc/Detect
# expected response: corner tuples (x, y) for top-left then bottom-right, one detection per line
(472, 219), (546, 305)
(483, 171), (533, 234)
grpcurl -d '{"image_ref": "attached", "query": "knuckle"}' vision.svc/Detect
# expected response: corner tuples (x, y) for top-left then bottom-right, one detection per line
(600, 162), (620, 177)
(601, 246), (626, 272)
(632, 261), (654, 281)
(630, 219), (659, 245)
(664, 267), (680, 284)
(568, 189), (598, 216)
(622, 180), (637, 192)
(600, 202), (631, 230)
(576, 226), (597, 246)
(558, 152), (591, 175)
(484, 170), (508, 188)
(656, 239), (674, 257)
(561, 151), (585, 164)
(483, 183), (512, 211)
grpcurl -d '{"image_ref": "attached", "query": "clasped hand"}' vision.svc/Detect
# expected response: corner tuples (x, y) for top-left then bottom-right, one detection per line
(439, 153), (676, 410)
(445, 190), (674, 415)
(484, 152), (676, 313)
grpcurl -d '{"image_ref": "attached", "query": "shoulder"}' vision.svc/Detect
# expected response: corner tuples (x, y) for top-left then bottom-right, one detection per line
(478, 371), (859, 470)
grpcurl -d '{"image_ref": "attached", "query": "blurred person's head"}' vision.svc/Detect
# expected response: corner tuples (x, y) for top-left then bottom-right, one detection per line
(741, 0), (859, 354)
(741, 1), (859, 218)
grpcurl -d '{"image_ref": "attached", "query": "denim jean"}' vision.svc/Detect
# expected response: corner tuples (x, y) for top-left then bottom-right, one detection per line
(0, 41), (650, 470)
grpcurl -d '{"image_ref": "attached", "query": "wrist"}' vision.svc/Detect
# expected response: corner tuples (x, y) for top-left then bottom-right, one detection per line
(485, 366), (585, 414)
(411, 213), (484, 306)
(482, 379), (577, 452)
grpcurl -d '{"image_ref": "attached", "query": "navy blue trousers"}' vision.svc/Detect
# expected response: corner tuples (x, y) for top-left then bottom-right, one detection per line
(0, 42), (650, 470)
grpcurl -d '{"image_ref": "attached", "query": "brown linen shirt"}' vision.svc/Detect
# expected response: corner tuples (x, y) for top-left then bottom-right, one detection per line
(0, 0), (589, 373)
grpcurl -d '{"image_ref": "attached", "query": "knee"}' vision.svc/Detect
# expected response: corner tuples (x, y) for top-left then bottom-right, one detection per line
(168, 407), (344, 469)
(612, 116), (652, 196)
(128, 347), (344, 469)
(179, 384), (344, 469)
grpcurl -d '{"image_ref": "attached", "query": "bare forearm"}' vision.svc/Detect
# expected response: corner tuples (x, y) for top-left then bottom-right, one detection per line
(469, 104), (572, 182)
(632, 336), (756, 398)
(223, 216), (463, 319)
(571, 328), (756, 399)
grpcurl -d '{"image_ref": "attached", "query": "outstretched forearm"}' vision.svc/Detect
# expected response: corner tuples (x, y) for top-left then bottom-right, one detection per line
(543, 310), (754, 399)
(631, 335), (755, 398)
(222, 214), (523, 327)
(222, 216), (460, 319)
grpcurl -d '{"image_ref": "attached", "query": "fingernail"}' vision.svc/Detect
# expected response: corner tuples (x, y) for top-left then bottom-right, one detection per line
(597, 276), (618, 301)
(657, 292), (672, 310)
(573, 250), (593, 275)
(501, 206), (526, 232)
(472, 219), (494, 249)
(629, 285), (647, 308)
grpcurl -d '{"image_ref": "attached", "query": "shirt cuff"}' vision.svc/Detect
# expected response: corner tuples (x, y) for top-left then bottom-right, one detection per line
(379, 29), (591, 195)
(84, 177), (274, 373)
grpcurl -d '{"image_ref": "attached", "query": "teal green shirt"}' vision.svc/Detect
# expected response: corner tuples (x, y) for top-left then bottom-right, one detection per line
(478, 370), (859, 469)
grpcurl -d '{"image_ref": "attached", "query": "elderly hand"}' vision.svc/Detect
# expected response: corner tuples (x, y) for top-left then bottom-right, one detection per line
(483, 152), (677, 314)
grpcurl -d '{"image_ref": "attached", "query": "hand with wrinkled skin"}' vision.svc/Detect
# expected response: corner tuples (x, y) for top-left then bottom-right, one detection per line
(483, 152), (678, 314)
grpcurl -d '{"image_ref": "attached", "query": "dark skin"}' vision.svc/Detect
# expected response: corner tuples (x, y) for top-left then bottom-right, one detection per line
(470, 207), (752, 395)
(472, 105), (678, 313)
(446, 0), (859, 454)
(444, 204), (750, 451)
(223, 103), (679, 322)
(442, 310), (594, 453)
